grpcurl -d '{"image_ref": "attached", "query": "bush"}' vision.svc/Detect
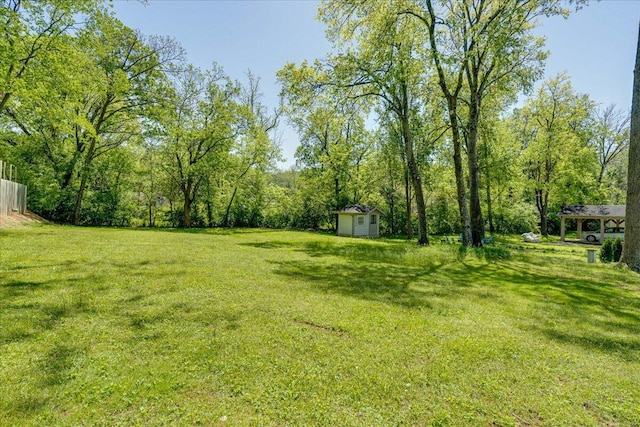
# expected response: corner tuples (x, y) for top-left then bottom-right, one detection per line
(600, 238), (614, 263)
(492, 202), (538, 234)
(612, 238), (623, 263)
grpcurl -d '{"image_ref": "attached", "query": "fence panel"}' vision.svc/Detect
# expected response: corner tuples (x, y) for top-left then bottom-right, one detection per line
(0, 178), (27, 217)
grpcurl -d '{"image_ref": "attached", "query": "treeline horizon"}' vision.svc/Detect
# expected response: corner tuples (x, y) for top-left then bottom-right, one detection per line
(0, 1), (630, 243)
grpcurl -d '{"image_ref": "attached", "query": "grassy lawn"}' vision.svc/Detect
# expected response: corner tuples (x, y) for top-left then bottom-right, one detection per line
(1, 225), (639, 426)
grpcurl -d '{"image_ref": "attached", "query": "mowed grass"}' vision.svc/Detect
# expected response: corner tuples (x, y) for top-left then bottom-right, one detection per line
(1, 226), (639, 426)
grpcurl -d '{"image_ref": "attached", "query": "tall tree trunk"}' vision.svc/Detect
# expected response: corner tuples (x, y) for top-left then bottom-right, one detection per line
(536, 189), (549, 237)
(401, 116), (429, 245)
(72, 140), (97, 225)
(182, 182), (193, 228)
(334, 176), (340, 231)
(621, 21), (640, 270)
(486, 179), (494, 234)
(389, 196), (395, 235)
(72, 93), (110, 225)
(73, 173), (88, 225)
(467, 96), (484, 246)
(183, 197), (192, 228)
(404, 167), (412, 240)
(386, 169), (396, 235)
(223, 187), (238, 227)
(448, 100), (471, 245)
(598, 164), (606, 185)
(206, 201), (213, 228)
(484, 138), (494, 233)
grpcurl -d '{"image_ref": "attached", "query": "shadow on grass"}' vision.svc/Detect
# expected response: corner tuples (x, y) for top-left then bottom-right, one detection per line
(271, 238), (640, 360)
(126, 226), (276, 236)
(40, 342), (80, 386)
(5, 396), (48, 418)
(1, 279), (50, 300)
(1, 277), (98, 345)
(274, 259), (449, 309)
(544, 329), (640, 360)
(0, 341), (82, 418)
(305, 240), (408, 258)
(240, 241), (296, 250)
(271, 239), (456, 309)
(497, 262), (640, 322)
(441, 260), (640, 361)
(1, 259), (78, 273)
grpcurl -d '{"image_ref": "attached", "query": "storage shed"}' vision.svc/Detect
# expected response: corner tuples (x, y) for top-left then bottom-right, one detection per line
(334, 204), (383, 238)
(558, 205), (625, 243)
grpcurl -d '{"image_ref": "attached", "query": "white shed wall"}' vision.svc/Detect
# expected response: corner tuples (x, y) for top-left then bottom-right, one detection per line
(337, 214), (353, 236)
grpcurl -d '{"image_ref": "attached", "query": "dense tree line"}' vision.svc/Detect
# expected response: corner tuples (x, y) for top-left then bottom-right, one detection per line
(0, 0), (630, 244)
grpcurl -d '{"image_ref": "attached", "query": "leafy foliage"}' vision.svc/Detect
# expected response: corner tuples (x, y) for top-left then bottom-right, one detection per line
(0, 0), (630, 241)
(613, 237), (623, 263)
(600, 237), (614, 263)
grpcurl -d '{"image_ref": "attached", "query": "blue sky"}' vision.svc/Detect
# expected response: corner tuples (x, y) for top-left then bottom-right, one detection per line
(111, 0), (640, 167)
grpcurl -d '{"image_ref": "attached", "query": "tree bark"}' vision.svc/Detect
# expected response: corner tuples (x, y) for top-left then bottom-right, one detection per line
(73, 174), (88, 225)
(182, 181), (193, 228)
(447, 99), (471, 245)
(206, 200), (213, 228)
(404, 167), (413, 240)
(401, 115), (429, 245)
(536, 189), (549, 237)
(484, 138), (494, 233)
(72, 139), (97, 225)
(621, 21), (640, 270)
(467, 94), (484, 246)
(387, 169), (397, 235)
(223, 187), (238, 227)
(0, 92), (12, 115)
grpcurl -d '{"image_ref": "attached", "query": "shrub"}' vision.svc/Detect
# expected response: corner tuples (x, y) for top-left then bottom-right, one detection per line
(612, 238), (623, 263)
(600, 238), (614, 263)
(492, 202), (538, 234)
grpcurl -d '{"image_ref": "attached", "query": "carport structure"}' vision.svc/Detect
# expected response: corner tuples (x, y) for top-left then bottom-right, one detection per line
(558, 205), (625, 243)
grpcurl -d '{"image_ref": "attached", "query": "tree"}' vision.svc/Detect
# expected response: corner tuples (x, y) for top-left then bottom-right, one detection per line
(279, 62), (377, 230)
(621, 22), (640, 271)
(592, 104), (630, 185)
(1, 0), (105, 221)
(221, 71), (282, 227)
(516, 73), (596, 236)
(402, 0), (555, 246)
(0, 10), (183, 223)
(0, 0), (103, 116)
(160, 65), (241, 228)
(377, 114), (414, 237)
(132, 139), (163, 227)
(308, 2), (438, 244)
(69, 13), (182, 224)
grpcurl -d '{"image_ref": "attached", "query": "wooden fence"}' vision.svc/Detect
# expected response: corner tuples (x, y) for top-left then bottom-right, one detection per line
(0, 160), (27, 217)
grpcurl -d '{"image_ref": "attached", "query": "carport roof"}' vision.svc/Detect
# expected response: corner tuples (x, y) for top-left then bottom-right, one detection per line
(558, 205), (625, 219)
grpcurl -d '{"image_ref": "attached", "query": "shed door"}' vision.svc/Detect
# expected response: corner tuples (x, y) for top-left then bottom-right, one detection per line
(354, 215), (368, 236)
(369, 213), (379, 237)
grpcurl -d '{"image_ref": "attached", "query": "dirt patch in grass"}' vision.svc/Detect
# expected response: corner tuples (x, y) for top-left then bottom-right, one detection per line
(0, 211), (49, 228)
(293, 318), (347, 336)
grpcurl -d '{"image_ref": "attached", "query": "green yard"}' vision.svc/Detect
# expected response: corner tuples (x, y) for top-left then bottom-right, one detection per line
(1, 225), (639, 426)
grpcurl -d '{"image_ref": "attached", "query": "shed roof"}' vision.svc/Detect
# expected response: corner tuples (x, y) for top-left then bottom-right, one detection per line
(558, 205), (625, 218)
(333, 204), (383, 215)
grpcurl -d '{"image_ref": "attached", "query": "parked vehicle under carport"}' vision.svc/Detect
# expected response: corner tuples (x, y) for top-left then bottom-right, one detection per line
(582, 228), (625, 243)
